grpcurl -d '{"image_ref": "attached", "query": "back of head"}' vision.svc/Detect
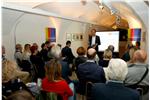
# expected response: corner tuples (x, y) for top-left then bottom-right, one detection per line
(87, 48), (96, 60)
(50, 45), (61, 59)
(2, 45), (5, 55)
(2, 60), (18, 82)
(24, 44), (31, 51)
(104, 58), (128, 81)
(107, 45), (114, 53)
(30, 46), (37, 54)
(103, 49), (112, 59)
(15, 44), (22, 52)
(45, 59), (62, 82)
(133, 50), (147, 63)
(77, 46), (86, 56)
(7, 90), (34, 100)
(66, 40), (71, 45)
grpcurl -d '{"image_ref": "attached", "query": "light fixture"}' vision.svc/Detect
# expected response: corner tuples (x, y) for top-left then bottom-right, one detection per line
(98, 3), (104, 10)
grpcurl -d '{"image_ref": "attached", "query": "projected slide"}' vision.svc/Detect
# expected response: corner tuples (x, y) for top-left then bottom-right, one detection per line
(96, 31), (119, 52)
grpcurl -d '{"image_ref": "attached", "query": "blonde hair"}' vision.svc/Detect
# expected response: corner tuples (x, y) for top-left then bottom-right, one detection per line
(103, 49), (112, 59)
(50, 45), (61, 59)
(2, 60), (18, 82)
(45, 59), (62, 82)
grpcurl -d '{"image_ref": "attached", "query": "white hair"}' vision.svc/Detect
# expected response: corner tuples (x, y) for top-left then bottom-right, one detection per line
(104, 58), (128, 81)
(50, 45), (61, 59)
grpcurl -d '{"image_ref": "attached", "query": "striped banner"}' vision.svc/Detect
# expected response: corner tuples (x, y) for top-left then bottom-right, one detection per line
(45, 27), (56, 42)
(128, 28), (141, 41)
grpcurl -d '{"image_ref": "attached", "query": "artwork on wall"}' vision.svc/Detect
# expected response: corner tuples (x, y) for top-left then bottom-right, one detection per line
(66, 33), (83, 41)
(128, 28), (141, 41)
(45, 27), (56, 42)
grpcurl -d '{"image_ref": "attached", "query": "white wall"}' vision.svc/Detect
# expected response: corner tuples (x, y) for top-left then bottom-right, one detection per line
(2, 8), (90, 60)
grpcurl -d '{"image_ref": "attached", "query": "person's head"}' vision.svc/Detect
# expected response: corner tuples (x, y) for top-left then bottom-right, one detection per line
(2, 60), (18, 82)
(132, 50), (147, 63)
(24, 44), (31, 52)
(2, 45), (5, 55)
(45, 41), (51, 48)
(45, 59), (62, 82)
(77, 46), (86, 56)
(87, 48), (96, 60)
(30, 46), (38, 55)
(6, 90), (35, 100)
(15, 44), (22, 52)
(103, 49), (112, 59)
(32, 43), (38, 50)
(104, 58), (128, 81)
(129, 47), (136, 61)
(50, 45), (61, 59)
(90, 29), (96, 36)
(135, 41), (140, 49)
(41, 43), (47, 49)
(66, 40), (71, 47)
(107, 45), (114, 53)
(57, 44), (62, 49)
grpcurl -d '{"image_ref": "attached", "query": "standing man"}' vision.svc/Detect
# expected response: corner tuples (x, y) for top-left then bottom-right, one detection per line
(89, 29), (101, 53)
(61, 40), (75, 64)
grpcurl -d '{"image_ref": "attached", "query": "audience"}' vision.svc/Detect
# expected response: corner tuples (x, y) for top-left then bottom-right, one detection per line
(42, 59), (73, 100)
(91, 58), (140, 100)
(99, 49), (112, 67)
(77, 48), (106, 95)
(2, 60), (30, 98)
(125, 50), (149, 100)
(2, 40), (149, 100)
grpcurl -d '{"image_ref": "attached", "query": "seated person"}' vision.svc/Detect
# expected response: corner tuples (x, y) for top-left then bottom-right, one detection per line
(2, 60), (30, 98)
(99, 49), (112, 67)
(50, 45), (72, 84)
(91, 58), (140, 100)
(124, 50), (149, 100)
(42, 59), (73, 100)
(74, 46), (87, 72)
(77, 48), (106, 95)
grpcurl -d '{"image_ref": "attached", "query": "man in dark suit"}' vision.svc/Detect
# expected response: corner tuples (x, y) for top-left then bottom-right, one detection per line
(61, 40), (75, 64)
(89, 29), (101, 53)
(77, 48), (106, 94)
(91, 59), (140, 100)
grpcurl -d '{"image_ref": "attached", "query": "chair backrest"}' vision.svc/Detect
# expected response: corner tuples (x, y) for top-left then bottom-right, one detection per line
(86, 82), (93, 100)
(36, 91), (63, 100)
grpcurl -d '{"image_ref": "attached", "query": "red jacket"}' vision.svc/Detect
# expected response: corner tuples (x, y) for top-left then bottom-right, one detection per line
(42, 77), (73, 100)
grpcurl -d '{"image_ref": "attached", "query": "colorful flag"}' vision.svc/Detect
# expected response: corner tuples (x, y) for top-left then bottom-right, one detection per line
(45, 27), (56, 42)
(128, 28), (141, 41)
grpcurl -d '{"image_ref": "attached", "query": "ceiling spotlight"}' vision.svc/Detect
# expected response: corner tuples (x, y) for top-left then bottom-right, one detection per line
(98, 3), (104, 10)
(111, 10), (115, 15)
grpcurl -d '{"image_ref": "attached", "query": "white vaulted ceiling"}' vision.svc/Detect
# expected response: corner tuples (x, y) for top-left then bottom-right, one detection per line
(2, 0), (149, 30)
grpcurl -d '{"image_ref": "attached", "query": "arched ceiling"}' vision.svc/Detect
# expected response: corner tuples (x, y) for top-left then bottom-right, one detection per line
(2, 0), (149, 30)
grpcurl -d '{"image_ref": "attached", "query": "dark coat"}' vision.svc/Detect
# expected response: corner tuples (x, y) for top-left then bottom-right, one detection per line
(61, 46), (75, 64)
(91, 82), (140, 100)
(77, 61), (106, 94)
(89, 35), (101, 52)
